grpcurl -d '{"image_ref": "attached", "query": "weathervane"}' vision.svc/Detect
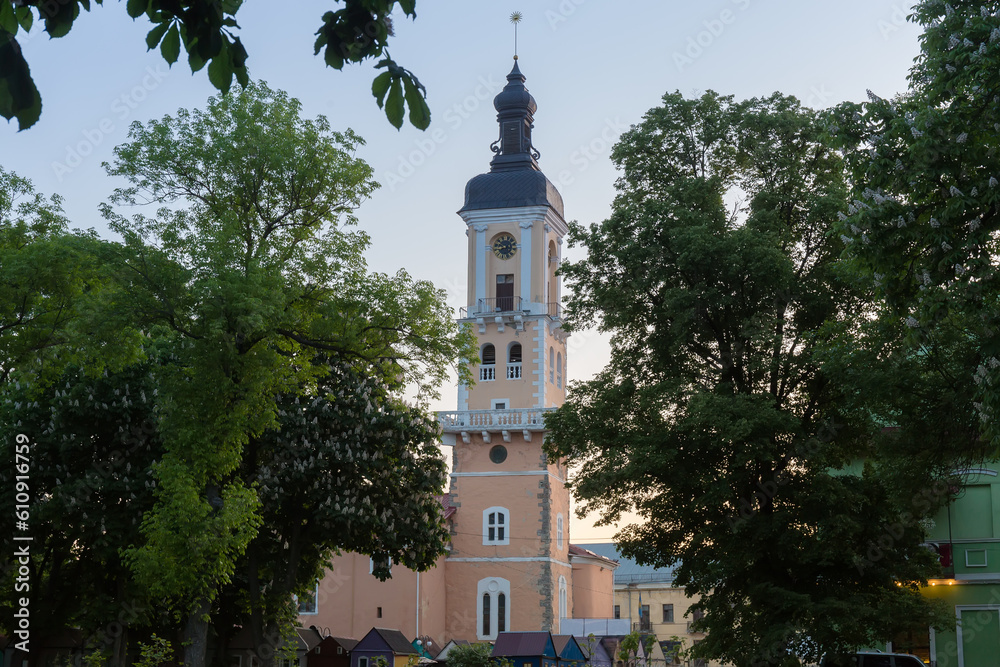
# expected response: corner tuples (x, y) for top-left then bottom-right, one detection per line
(510, 11), (522, 60)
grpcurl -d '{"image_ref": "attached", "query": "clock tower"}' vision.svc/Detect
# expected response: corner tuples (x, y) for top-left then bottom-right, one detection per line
(439, 58), (572, 640)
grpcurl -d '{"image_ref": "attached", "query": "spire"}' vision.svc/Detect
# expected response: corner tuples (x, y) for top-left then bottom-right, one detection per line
(488, 58), (540, 173)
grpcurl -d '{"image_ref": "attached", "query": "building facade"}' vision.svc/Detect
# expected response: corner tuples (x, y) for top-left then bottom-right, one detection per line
(299, 58), (616, 647)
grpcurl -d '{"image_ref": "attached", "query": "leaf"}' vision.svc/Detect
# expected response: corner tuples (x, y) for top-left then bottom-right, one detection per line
(207, 41), (233, 93)
(0, 2), (17, 35)
(397, 0), (416, 16)
(126, 0), (148, 19)
(402, 75), (430, 130)
(0, 30), (42, 130)
(371, 72), (391, 109)
(145, 21), (169, 50)
(160, 24), (180, 65)
(384, 77), (404, 130)
(14, 6), (32, 32)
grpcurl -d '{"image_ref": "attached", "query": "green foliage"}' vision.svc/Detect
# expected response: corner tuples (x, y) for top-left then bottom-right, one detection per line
(446, 643), (499, 667)
(0, 1), (430, 130)
(134, 634), (174, 667)
(546, 91), (950, 666)
(827, 0), (1000, 452)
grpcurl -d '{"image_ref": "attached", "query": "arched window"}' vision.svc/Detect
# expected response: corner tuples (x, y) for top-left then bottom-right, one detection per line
(556, 513), (564, 549)
(507, 343), (522, 379)
(483, 507), (510, 545)
(556, 352), (563, 388)
(558, 575), (568, 624)
(549, 347), (555, 383)
(482, 592), (491, 637)
(477, 578), (511, 640)
(481, 344), (496, 382)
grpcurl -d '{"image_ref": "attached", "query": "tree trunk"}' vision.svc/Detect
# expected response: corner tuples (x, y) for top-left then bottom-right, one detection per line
(184, 599), (212, 667)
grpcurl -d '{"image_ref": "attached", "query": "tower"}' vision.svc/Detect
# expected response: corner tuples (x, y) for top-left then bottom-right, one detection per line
(439, 58), (571, 641)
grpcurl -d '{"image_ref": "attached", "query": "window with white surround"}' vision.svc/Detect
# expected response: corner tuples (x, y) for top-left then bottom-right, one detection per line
(483, 506), (510, 545)
(369, 556), (392, 576)
(507, 342), (522, 379)
(556, 352), (563, 388)
(481, 344), (496, 382)
(477, 578), (511, 640)
(549, 347), (555, 383)
(556, 513), (564, 549)
(359, 658), (369, 667)
(295, 581), (319, 614)
(558, 575), (568, 624)
(491, 399), (508, 411)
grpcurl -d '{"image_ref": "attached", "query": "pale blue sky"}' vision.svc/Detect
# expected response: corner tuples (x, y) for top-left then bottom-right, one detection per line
(1, 0), (924, 540)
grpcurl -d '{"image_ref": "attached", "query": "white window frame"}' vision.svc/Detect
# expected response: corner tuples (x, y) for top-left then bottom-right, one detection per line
(295, 581), (319, 615)
(483, 506), (510, 545)
(359, 657), (370, 667)
(558, 575), (568, 626)
(369, 556), (392, 575)
(556, 513), (564, 549)
(477, 577), (511, 641)
(491, 398), (509, 411)
(966, 548), (988, 567)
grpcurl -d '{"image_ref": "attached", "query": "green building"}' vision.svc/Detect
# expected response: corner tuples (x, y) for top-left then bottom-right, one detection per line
(897, 466), (1000, 666)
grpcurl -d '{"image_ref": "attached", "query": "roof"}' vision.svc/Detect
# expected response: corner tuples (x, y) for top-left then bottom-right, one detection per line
(551, 636), (586, 662)
(573, 543), (677, 586)
(333, 637), (359, 651)
(460, 169), (564, 218)
(574, 637), (612, 663)
(568, 544), (619, 568)
(438, 494), (457, 521)
(356, 628), (419, 656)
(492, 632), (557, 658)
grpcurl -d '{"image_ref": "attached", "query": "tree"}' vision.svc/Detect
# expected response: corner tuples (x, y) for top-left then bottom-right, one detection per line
(545, 91), (949, 666)
(444, 643), (498, 667)
(0, 167), (142, 384)
(95, 81), (470, 667)
(0, 0), (429, 130)
(828, 0), (1000, 452)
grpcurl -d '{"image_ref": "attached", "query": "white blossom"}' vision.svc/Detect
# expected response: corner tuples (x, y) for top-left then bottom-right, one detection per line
(992, 27), (1000, 42)
(948, 34), (960, 49)
(840, 234), (854, 245)
(866, 89), (881, 103)
(945, 4), (954, 15)
(950, 185), (963, 196)
(837, 211), (848, 221)
(906, 316), (920, 328)
(941, 241), (952, 251)
(930, 217), (941, 228)
(957, 132), (968, 143)
(991, 176), (998, 188)
(897, 217), (907, 228)
(895, 159), (905, 170)
(955, 264), (966, 275)
(971, 186), (979, 196)
(969, 218), (981, 232)
(850, 224), (862, 234)
(862, 233), (870, 244)
(964, 38), (974, 48)
(946, 64), (957, 73)
(911, 127), (923, 138)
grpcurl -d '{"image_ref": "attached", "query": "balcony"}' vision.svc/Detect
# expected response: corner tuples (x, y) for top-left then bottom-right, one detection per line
(480, 364), (496, 382)
(457, 298), (562, 320)
(506, 363), (522, 379)
(437, 408), (556, 444)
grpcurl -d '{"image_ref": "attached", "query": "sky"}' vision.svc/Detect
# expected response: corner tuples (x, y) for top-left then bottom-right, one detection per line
(2, 0), (925, 542)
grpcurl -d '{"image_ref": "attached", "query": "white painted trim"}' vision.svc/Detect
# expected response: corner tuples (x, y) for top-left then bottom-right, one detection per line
(449, 556), (574, 568)
(955, 605), (1000, 667)
(491, 398), (510, 411)
(451, 470), (566, 483)
(477, 577), (511, 640)
(966, 548), (989, 568)
(475, 225), (487, 305)
(460, 206), (568, 237)
(483, 506), (510, 546)
(519, 221), (533, 307)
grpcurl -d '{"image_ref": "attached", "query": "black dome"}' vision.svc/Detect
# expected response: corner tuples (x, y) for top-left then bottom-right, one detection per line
(460, 169), (564, 217)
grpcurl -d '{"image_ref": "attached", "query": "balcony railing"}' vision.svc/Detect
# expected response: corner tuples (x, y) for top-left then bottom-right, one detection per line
(437, 408), (556, 432)
(507, 363), (522, 379)
(480, 364), (496, 382)
(460, 297), (524, 318)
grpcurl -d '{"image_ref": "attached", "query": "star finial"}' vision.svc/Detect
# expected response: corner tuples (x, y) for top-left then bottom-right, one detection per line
(510, 11), (523, 59)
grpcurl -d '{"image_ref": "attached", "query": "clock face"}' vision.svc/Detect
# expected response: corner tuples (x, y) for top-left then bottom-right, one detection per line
(492, 233), (517, 260)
